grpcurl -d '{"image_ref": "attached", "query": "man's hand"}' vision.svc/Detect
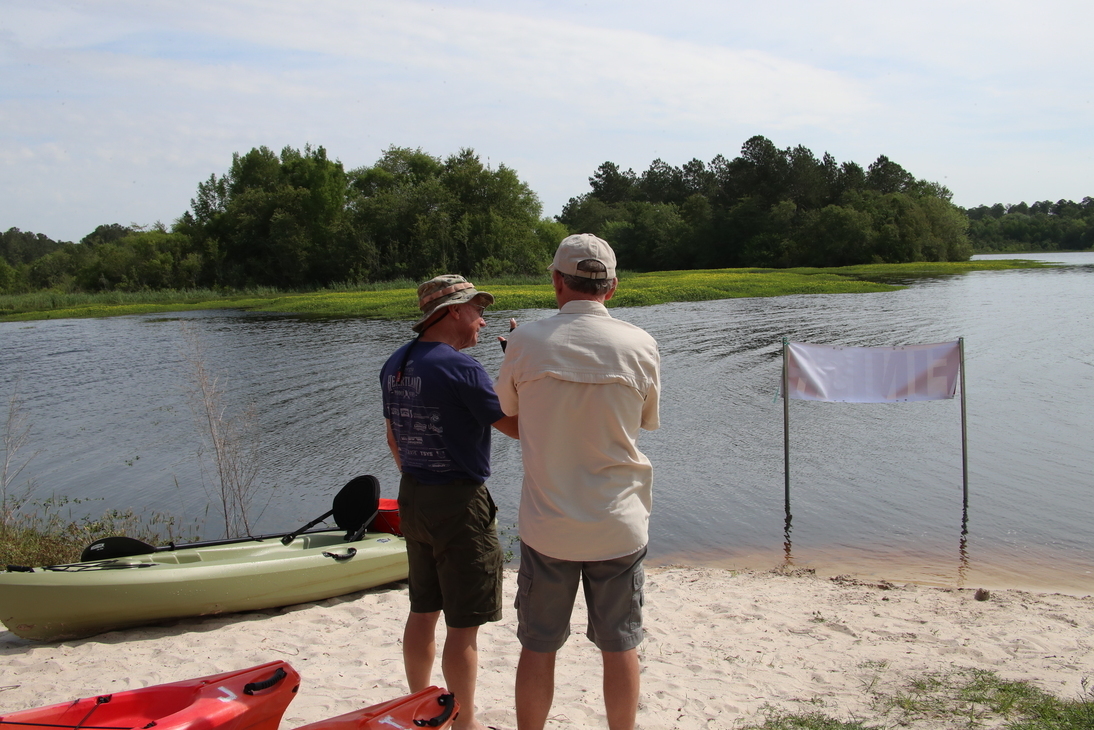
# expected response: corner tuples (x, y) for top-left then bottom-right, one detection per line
(498, 317), (517, 352)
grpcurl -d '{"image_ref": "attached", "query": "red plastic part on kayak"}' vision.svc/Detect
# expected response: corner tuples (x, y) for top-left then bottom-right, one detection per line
(371, 498), (402, 536)
(0, 660), (300, 730)
(294, 686), (458, 730)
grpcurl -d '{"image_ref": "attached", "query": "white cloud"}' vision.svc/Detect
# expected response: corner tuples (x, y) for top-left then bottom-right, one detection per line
(1, 0), (1092, 240)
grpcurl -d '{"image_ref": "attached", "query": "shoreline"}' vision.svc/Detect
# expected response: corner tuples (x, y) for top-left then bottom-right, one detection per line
(3, 565), (1093, 728)
(651, 547), (1094, 598)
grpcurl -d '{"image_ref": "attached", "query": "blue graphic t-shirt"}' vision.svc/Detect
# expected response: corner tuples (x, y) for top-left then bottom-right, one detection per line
(380, 340), (505, 484)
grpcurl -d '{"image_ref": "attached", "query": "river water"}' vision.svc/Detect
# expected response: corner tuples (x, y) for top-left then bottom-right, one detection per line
(2, 253), (1092, 593)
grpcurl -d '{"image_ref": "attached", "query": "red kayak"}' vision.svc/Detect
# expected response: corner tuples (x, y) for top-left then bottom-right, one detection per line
(294, 686), (458, 730)
(0, 661), (300, 730)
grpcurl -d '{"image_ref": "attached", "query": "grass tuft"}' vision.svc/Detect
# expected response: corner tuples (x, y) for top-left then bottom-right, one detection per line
(0, 495), (201, 567)
(747, 707), (877, 730)
(738, 669), (1094, 730)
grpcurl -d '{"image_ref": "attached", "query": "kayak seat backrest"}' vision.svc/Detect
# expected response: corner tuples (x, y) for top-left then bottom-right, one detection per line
(332, 475), (381, 537)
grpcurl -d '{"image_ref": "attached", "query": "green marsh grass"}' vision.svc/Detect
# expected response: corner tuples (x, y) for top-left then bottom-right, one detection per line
(0, 288), (286, 321)
(0, 260), (1048, 323)
(740, 669), (1094, 730)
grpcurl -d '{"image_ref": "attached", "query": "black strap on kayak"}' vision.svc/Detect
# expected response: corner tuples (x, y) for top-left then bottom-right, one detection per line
(346, 514), (377, 543)
(395, 312), (446, 384)
(0, 724), (132, 729)
(72, 695), (111, 730)
(243, 667), (288, 695)
(0, 721), (132, 729)
(414, 693), (457, 727)
(0, 695), (124, 730)
(43, 561), (156, 572)
(279, 508), (335, 545)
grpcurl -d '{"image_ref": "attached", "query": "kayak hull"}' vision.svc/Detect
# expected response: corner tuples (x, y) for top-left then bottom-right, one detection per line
(294, 686), (459, 730)
(0, 530), (408, 641)
(0, 660), (300, 730)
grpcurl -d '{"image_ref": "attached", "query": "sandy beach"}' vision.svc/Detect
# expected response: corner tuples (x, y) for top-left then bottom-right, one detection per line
(2, 566), (1093, 728)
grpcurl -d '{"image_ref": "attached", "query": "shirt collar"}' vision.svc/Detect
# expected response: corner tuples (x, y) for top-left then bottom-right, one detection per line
(559, 299), (611, 316)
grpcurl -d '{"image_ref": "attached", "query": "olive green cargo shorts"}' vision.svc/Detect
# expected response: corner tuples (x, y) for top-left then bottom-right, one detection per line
(398, 473), (503, 628)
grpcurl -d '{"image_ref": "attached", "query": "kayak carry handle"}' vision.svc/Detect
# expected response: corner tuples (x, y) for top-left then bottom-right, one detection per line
(414, 693), (457, 727)
(322, 548), (357, 562)
(243, 667), (288, 695)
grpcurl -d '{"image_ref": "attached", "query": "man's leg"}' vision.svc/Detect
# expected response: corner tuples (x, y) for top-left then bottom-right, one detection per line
(442, 624), (485, 730)
(602, 648), (640, 730)
(582, 548), (646, 730)
(399, 475), (443, 694)
(515, 543), (579, 730)
(516, 647), (556, 730)
(403, 609), (440, 691)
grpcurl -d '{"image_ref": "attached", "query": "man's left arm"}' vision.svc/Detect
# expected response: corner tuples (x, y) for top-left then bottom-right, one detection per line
(641, 350), (661, 431)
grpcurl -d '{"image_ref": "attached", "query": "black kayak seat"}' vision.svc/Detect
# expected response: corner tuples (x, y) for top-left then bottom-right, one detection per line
(334, 474), (381, 537)
(79, 475), (385, 561)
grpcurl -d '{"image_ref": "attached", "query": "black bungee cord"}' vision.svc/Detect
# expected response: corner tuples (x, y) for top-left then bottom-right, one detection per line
(395, 309), (448, 384)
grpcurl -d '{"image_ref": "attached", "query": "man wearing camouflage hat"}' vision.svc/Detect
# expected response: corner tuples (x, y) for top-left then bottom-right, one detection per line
(380, 274), (518, 730)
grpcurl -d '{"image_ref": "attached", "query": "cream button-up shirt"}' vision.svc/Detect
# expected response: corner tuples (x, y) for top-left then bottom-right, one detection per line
(496, 299), (660, 561)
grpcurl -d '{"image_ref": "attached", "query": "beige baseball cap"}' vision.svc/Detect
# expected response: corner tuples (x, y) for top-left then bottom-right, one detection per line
(548, 233), (617, 279)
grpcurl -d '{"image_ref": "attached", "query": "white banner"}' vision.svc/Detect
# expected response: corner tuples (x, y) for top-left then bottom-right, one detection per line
(786, 341), (960, 403)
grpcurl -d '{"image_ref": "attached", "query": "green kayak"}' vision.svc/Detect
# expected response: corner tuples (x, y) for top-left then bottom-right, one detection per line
(0, 528), (408, 641)
(0, 475), (409, 641)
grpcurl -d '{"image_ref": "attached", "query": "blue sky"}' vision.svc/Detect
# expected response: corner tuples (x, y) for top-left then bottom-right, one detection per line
(3, 0), (1092, 242)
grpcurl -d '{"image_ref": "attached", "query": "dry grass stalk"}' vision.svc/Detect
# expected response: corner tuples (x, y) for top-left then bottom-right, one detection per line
(1, 383), (39, 529)
(180, 322), (266, 539)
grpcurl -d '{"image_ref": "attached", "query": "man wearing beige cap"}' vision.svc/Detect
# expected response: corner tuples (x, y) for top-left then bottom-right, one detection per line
(496, 235), (661, 730)
(380, 274), (518, 730)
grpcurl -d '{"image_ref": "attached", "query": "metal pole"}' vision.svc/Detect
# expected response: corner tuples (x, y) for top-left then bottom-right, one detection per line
(782, 337), (791, 516)
(959, 337), (968, 510)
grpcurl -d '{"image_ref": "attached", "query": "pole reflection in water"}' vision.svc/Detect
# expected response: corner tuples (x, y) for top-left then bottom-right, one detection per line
(957, 507), (970, 587)
(782, 510), (793, 568)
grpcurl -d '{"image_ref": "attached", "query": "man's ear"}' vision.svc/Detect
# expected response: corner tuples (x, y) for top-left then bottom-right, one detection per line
(551, 269), (565, 292)
(603, 278), (618, 301)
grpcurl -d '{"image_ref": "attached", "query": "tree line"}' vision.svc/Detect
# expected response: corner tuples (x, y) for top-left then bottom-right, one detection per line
(1, 137), (1091, 294)
(558, 136), (970, 270)
(966, 199), (1094, 252)
(2, 145), (565, 294)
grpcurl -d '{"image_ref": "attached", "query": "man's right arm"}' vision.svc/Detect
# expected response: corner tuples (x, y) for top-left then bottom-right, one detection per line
(492, 414), (519, 439)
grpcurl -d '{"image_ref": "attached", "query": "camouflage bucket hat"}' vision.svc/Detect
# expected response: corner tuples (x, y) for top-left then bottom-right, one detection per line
(412, 274), (494, 333)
